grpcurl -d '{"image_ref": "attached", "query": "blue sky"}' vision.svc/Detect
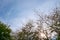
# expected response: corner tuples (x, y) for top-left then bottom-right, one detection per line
(0, 0), (59, 31)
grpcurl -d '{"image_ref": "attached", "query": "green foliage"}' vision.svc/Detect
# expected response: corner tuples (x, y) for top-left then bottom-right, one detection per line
(57, 35), (60, 40)
(0, 21), (12, 40)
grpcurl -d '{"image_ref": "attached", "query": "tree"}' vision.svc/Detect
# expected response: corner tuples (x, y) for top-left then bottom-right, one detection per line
(17, 20), (39, 40)
(0, 21), (12, 40)
(16, 7), (60, 40)
(46, 7), (60, 40)
(36, 13), (51, 40)
(36, 7), (60, 40)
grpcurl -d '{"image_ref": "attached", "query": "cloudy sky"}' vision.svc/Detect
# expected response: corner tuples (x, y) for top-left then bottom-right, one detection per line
(0, 0), (59, 31)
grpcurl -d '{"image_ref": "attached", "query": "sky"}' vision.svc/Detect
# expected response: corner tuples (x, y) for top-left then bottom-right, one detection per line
(0, 0), (60, 31)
